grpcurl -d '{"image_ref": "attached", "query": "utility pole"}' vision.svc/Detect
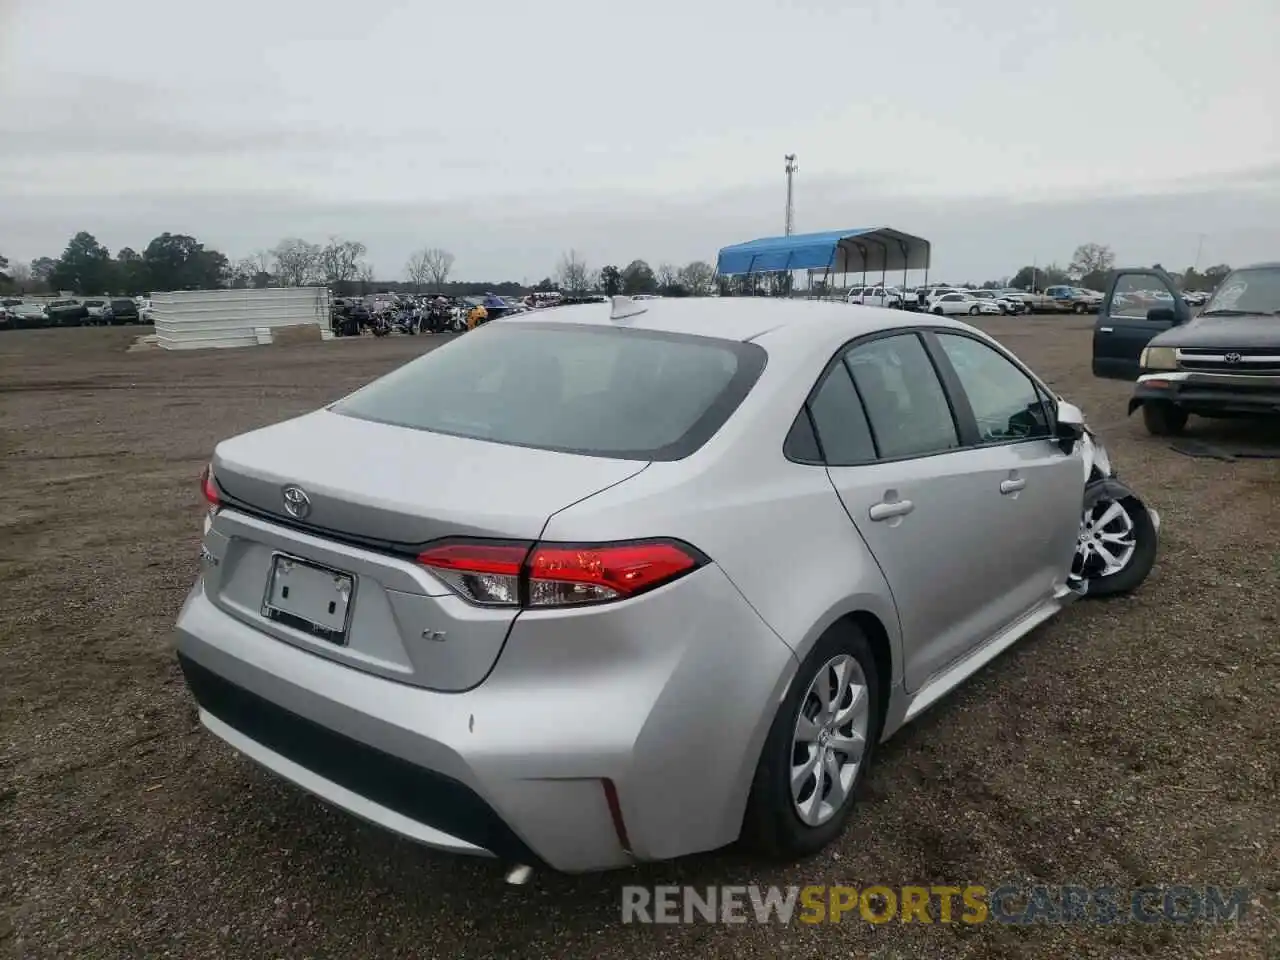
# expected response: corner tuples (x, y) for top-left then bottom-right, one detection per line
(784, 154), (798, 236)
(1193, 233), (1207, 272)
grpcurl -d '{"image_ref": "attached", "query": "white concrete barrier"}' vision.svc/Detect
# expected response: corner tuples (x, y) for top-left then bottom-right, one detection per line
(151, 287), (332, 350)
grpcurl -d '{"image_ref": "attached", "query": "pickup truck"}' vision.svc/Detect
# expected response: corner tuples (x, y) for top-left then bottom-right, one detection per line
(1091, 263), (1280, 435)
(45, 299), (90, 326)
(1043, 285), (1104, 315)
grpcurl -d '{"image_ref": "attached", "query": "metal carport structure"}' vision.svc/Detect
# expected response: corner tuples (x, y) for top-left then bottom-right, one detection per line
(716, 226), (932, 296)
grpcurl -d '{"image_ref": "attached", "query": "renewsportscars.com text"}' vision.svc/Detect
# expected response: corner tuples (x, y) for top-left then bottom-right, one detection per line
(621, 884), (1252, 925)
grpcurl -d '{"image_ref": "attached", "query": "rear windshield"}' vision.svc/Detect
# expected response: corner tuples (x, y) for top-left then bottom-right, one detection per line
(331, 321), (767, 460)
(110, 299), (134, 309)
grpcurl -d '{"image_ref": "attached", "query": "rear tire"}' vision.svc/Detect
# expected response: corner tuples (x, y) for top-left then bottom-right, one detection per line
(932, 306), (944, 315)
(969, 305), (981, 316)
(743, 622), (880, 860)
(1142, 401), (1188, 436)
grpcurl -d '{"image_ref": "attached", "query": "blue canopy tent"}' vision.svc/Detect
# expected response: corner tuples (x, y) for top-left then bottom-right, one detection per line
(716, 226), (932, 297)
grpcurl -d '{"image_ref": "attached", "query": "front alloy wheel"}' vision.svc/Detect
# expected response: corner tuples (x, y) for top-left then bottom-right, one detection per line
(1073, 495), (1157, 597)
(1073, 499), (1136, 580)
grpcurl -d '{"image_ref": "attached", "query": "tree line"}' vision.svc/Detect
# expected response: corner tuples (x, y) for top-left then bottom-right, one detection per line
(550, 252), (717, 298)
(1002, 243), (1232, 294)
(0, 235), (1236, 300)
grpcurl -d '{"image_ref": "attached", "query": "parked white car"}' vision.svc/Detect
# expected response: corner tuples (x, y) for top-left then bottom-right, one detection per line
(846, 286), (904, 309)
(929, 292), (1002, 317)
(967, 290), (1025, 315)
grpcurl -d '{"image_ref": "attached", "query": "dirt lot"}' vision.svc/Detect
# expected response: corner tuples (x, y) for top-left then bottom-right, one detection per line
(2, 319), (1277, 959)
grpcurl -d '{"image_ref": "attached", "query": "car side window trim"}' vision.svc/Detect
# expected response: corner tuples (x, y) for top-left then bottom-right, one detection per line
(921, 329), (1057, 449)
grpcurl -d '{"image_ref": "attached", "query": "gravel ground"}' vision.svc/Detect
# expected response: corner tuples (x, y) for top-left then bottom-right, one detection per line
(1, 320), (1277, 959)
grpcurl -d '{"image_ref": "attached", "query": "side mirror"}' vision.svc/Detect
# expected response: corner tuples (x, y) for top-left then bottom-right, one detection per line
(1147, 306), (1178, 324)
(1055, 399), (1086, 454)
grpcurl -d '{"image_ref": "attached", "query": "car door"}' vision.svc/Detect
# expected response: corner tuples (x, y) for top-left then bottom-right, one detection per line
(939, 293), (965, 315)
(811, 332), (1050, 693)
(929, 329), (1083, 611)
(1092, 269), (1190, 380)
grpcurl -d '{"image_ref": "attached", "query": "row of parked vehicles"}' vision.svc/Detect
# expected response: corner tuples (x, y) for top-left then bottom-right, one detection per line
(849, 282), (1213, 318)
(0, 295), (150, 329)
(846, 283), (1108, 315)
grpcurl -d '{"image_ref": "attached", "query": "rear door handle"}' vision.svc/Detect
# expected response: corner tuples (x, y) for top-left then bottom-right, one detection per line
(1099, 326), (1113, 332)
(869, 499), (915, 521)
(1000, 478), (1026, 495)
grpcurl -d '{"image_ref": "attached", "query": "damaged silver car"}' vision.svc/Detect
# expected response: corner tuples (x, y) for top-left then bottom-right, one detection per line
(176, 299), (1159, 876)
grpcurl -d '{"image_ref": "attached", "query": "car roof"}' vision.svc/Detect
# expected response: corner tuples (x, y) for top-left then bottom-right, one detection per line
(499, 296), (980, 345)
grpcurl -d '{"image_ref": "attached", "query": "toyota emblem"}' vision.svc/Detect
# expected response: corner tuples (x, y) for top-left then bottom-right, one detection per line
(282, 485), (311, 520)
(1224, 352), (1243, 364)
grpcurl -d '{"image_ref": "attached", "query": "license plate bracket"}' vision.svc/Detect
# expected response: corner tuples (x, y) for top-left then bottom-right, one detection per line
(261, 553), (355, 645)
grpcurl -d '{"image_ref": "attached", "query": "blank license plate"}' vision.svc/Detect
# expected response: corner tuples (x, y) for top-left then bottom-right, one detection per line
(262, 554), (354, 643)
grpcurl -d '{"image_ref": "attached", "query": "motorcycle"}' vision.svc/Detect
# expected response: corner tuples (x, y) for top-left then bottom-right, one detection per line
(390, 309), (418, 335)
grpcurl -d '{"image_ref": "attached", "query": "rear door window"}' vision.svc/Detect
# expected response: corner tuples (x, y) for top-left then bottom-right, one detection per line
(844, 334), (960, 459)
(332, 322), (766, 461)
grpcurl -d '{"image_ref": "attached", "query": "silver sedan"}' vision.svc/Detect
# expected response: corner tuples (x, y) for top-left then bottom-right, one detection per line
(176, 297), (1159, 876)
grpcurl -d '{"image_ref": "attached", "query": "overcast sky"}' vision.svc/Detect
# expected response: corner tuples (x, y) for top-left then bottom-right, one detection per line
(2, 0), (1278, 282)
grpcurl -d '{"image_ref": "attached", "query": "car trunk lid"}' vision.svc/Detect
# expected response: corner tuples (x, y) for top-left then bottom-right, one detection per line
(202, 409), (648, 690)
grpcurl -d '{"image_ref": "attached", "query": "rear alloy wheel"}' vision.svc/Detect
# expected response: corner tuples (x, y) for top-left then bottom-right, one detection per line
(932, 306), (944, 315)
(1073, 496), (1156, 597)
(1142, 401), (1188, 436)
(969, 305), (981, 316)
(744, 624), (878, 859)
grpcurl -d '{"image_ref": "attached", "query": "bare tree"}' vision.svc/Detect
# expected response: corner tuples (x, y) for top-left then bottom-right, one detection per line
(224, 258), (256, 288)
(678, 261), (715, 296)
(404, 249), (433, 292)
(421, 248), (455, 292)
(317, 237), (368, 290)
(271, 238), (321, 286)
(557, 249), (590, 294)
(1068, 242), (1115, 280)
(656, 263), (679, 291)
(356, 262), (376, 295)
(9, 261), (32, 293)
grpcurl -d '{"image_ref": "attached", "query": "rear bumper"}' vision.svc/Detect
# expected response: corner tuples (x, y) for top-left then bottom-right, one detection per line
(174, 563), (796, 873)
(1129, 371), (1280, 416)
(179, 654), (531, 860)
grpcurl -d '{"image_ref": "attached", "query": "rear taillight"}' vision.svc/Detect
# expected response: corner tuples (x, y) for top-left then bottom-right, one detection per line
(415, 541), (528, 606)
(200, 463), (220, 507)
(416, 538), (705, 609)
(199, 463), (220, 536)
(526, 541), (701, 606)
